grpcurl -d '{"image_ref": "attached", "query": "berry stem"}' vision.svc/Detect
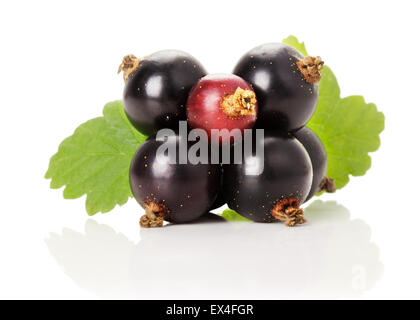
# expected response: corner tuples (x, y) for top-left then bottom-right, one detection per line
(118, 54), (142, 82)
(296, 56), (324, 84)
(221, 87), (257, 118)
(139, 201), (168, 228)
(318, 176), (336, 193)
(271, 198), (306, 227)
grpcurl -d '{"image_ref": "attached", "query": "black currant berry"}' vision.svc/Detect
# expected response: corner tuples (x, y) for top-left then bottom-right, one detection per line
(294, 127), (335, 202)
(210, 192), (226, 210)
(119, 50), (207, 135)
(129, 132), (221, 227)
(222, 131), (313, 226)
(210, 166), (226, 210)
(233, 43), (324, 132)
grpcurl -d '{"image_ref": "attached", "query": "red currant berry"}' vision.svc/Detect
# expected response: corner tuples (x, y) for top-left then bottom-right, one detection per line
(186, 74), (257, 144)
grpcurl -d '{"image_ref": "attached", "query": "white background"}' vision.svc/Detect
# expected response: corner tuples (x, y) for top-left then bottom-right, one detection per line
(0, 0), (419, 299)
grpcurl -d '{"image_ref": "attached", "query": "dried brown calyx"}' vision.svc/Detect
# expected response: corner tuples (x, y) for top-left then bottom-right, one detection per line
(296, 56), (324, 84)
(118, 54), (142, 82)
(221, 87), (257, 118)
(318, 176), (336, 193)
(271, 198), (306, 227)
(139, 200), (169, 228)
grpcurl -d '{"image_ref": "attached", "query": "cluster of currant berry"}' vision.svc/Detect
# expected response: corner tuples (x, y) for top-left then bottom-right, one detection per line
(119, 43), (335, 228)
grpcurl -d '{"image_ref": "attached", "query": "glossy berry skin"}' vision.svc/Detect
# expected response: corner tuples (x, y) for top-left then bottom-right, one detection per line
(187, 74), (257, 144)
(233, 43), (319, 132)
(123, 50), (207, 136)
(222, 131), (312, 224)
(294, 127), (327, 202)
(129, 133), (221, 224)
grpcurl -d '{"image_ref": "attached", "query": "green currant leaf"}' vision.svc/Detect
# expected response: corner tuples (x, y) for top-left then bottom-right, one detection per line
(282, 35), (308, 56)
(45, 101), (147, 215)
(283, 36), (385, 189)
(220, 209), (252, 222)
